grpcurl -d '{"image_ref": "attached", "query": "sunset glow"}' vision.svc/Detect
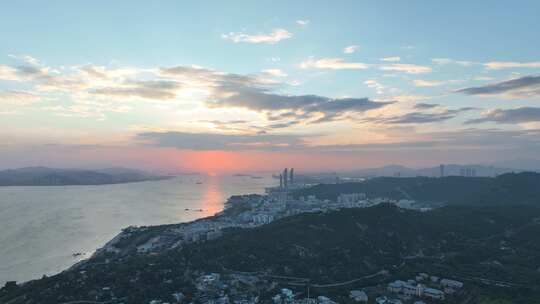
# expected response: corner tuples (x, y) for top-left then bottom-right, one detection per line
(1, 1), (540, 172)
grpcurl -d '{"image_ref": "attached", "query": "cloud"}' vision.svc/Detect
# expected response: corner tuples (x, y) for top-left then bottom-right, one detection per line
(466, 107), (540, 124)
(473, 76), (495, 81)
(0, 65), (19, 80)
(296, 20), (310, 27)
(0, 64), (53, 82)
(390, 95), (431, 103)
(262, 69), (287, 77)
(198, 119), (268, 133)
(379, 63), (431, 74)
(221, 28), (293, 44)
(209, 84), (391, 124)
(134, 127), (540, 156)
(0, 90), (41, 105)
(300, 57), (368, 70)
(455, 75), (540, 98)
(161, 64), (391, 125)
(343, 45), (359, 54)
(317, 128), (540, 153)
(1, 58), (387, 126)
(364, 80), (385, 94)
(136, 131), (306, 150)
(8, 54), (41, 65)
(90, 80), (182, 100)
(431, 58), (474, 66)
(414, 103), (440, 110)
(380, 56), (401, 62)
(414, 79), (445, 87)
(365, 107), (474, 125)
(484, 61), (540, 70)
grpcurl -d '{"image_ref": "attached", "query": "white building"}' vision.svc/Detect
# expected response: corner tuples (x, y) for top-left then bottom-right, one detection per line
(349, 290), (368, 302)
(440, 278), (464, 289)
(252, 213), (274, 225)
(423, 288), (445, 300)
(337, 193), (366, 204)
(317, 296), (337, 304)
(387, 280), (405, 293)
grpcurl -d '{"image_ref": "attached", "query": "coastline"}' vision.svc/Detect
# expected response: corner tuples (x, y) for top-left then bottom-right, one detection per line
(0, 176), (173, 187)
(1, 175), (275, 286)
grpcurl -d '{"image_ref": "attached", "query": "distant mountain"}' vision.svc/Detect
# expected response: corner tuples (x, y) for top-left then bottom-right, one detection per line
(340, 162), (533, 178)
(0, 167), (169, 186)
(487, 158), (540, 171)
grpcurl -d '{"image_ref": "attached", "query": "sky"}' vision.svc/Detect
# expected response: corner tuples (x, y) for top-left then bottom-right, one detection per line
(1, 0), (540, 173)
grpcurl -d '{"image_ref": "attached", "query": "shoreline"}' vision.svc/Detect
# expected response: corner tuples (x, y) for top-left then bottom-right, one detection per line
(0, 176), (274, 287)
(0, 176), (173, 187)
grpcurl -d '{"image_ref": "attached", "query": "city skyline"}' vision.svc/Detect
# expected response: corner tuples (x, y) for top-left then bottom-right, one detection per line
(1, 1), (540, 173)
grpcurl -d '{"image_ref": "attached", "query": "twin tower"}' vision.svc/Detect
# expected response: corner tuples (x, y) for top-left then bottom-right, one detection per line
(279, 168), (294, 189)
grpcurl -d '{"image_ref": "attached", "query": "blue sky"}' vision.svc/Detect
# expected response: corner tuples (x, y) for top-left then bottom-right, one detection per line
(1, 1), (540, 172)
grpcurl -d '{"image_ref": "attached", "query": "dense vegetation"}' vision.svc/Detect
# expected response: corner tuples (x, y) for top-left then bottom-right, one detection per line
(2, 203), (540, 303)
(294, 172), (540, 206)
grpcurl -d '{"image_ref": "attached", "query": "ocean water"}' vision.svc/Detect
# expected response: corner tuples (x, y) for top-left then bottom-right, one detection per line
(0, 174), (274, 285)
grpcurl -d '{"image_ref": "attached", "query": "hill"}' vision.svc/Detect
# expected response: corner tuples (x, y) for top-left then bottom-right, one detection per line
(294, 172), (540, 206)
(2, 203), (540, 303)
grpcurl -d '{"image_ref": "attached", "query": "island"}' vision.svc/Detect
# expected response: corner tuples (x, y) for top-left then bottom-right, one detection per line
(0, 167), (171, 186)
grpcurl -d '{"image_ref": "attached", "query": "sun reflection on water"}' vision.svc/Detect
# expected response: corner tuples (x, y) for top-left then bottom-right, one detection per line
(201, 175), (224, 216)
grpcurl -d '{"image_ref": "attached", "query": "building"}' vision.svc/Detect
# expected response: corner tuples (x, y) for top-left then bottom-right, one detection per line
(387, 280), (405, 293)
(402, 283), (423, 297)
(461, 167), (477, 177)
(337, 193), (366, 204)
(317, 296), (337, 304)
(388, 279), (445, 300)
(349, 290), (368, 302)
(440, 278), (464, 289)
(440, 164), (445, 177)
(423, 288), (445, 300)
(252, 213), (274, 225)
(376, 297), (403, 304)
(283, 168), (288, 189)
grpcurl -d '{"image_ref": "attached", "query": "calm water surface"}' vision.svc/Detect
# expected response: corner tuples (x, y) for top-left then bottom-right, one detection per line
(0, 174), (274, 285)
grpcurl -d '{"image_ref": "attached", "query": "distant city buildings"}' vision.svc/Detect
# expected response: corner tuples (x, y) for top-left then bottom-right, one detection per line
(387, 273), (463, 301)
(460, 168), (477, 177)
(337, 193), (366, 204)
(278, 167), (295, 190)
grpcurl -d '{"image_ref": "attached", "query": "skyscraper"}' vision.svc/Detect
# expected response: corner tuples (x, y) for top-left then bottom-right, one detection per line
(290, 168), (294, 185)
(440, 164), (445, 178)
(283, 168), (288, 189)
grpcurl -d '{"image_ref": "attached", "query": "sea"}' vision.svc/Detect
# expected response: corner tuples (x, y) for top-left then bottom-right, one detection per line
(0, 174), (275, 286)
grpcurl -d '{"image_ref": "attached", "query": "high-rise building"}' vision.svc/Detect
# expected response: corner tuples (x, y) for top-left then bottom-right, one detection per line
(440, 164), (445, 177)
(279, 174), (283, 189)
(283, 168), (288, 189)
(289, 168), (294, 185)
